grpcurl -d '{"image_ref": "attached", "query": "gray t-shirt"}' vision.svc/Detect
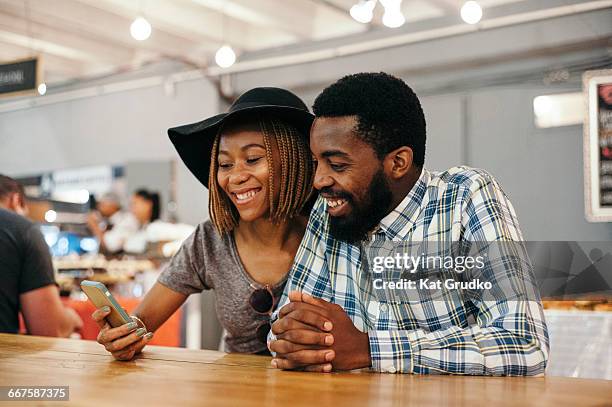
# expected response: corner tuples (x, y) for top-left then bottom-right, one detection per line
(157, 220), (287, 354)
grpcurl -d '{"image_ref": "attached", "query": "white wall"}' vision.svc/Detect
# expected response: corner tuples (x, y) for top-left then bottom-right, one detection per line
(0, 77), (216, 225)
(230, 7), (612, 241)
(0, 75), (220, 349)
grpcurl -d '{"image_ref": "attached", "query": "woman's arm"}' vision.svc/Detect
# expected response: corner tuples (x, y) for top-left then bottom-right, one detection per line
(132, 282), (188, 332)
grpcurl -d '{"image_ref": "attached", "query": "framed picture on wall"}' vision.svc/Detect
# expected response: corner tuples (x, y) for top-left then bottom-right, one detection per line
(584, 69), (612, 222)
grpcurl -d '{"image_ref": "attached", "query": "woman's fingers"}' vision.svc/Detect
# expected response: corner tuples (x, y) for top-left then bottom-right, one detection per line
(92, 306), (155, 361)
(103, 328), (147, 353)
(91, 307), (111, 329)
(112, 349), (136, 361)
(97, 321), (138, 346)
(111, 333), (154, 361)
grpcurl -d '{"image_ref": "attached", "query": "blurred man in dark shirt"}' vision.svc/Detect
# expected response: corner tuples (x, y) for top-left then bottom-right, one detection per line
(0, 174), (82, 336)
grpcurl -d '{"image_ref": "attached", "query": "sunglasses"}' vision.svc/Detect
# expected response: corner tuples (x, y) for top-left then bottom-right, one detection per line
(249, 285), (274, 343)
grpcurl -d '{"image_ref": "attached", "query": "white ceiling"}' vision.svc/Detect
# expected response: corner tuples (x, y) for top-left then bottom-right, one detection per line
(0, 0), (527, 85)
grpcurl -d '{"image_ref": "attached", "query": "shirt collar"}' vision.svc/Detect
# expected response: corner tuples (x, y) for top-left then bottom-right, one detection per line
(375, 168), (430, 240)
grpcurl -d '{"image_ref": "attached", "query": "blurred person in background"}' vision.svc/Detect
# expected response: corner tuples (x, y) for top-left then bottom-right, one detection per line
(0, 174), (83, 336)
(87, 191), (128, 232)
(90, 87), (320, 364)
(121, 189), (161, 253)
(88, 189), (160, 254)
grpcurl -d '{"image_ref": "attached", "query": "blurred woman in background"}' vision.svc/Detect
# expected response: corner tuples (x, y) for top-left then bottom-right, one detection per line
(130, 189), (160, 225)
(120, 189), (161, 253)
(89, 188), (161, 254)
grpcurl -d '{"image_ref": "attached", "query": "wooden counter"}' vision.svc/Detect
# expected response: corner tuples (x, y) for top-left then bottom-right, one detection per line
(0, 333), (610, 406)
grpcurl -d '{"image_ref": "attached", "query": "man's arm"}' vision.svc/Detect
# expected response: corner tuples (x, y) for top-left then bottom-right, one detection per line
(20, 285), (82, 337)
(19, 224), (82, 337)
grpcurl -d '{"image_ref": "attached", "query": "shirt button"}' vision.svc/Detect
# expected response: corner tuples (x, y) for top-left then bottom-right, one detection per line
(380, 303), (388, 312)
(387, 366), (397, 373)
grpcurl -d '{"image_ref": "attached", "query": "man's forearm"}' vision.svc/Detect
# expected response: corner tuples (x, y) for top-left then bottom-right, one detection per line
(57, 308), (79, 337)
(368, 323), (548, 375)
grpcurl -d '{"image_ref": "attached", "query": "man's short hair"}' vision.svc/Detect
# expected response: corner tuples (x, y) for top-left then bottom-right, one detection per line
(312, 72), (426, 166)
(100, 192), (121, 205)
(0, 174), (25, 201)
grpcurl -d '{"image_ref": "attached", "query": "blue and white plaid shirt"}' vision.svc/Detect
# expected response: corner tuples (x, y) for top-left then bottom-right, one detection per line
(271, 166), (549, 375)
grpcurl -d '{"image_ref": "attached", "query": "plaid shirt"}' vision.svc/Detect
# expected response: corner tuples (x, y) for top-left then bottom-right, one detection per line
(270, 166), (549, 375)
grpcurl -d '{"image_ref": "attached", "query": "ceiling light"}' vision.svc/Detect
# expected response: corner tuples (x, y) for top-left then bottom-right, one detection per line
(130, 17), (152, 41)
(380, 0), (405, 28)
(379, 0), (401, 8)
(44, 210), (57, 223)
(215, 45), (236, 68)
(461, 1), (482, 24)
(37, 83), (46, 95)
(350, 1), (376, 24)
(382, 10), (405, 28)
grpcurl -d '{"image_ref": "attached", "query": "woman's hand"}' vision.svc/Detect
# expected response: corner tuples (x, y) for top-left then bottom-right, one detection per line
(92, 306), (154, 361)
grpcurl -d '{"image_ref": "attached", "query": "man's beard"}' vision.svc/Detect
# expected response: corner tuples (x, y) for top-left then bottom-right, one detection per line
(326, 169), (393, 244)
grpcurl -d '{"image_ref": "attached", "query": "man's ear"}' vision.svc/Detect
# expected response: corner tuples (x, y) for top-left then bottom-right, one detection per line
(8, 193), (27, 215)
(383, 146), (413, 180)
(8, 193), (20, 211)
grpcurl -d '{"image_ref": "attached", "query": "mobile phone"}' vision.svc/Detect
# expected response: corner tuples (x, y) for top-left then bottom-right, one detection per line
(80, 280), (132, 328)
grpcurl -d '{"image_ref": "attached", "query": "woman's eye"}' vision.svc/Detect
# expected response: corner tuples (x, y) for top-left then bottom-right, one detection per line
(218, 163), (233, 169)
(246, 157), (263, 164)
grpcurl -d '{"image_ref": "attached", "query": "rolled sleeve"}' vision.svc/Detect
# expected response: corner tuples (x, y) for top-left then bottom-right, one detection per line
(368, 329), (413, 373)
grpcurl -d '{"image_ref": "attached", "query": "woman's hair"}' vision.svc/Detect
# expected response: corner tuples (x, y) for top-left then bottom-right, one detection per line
(134, 188), (161, 222)
(208, 113), (314, 234)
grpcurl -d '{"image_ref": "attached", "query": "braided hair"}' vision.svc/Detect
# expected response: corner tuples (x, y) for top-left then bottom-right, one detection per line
(208, 114), (314, 234)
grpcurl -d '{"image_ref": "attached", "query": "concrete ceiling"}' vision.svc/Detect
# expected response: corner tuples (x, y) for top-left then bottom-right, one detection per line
(0, 0), (526, 85)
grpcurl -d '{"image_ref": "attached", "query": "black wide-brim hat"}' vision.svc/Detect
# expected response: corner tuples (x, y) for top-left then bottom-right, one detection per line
(168, 87), (314, 188)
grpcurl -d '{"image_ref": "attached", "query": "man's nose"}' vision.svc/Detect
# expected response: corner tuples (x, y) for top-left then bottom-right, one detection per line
(313, 166), (333, 190)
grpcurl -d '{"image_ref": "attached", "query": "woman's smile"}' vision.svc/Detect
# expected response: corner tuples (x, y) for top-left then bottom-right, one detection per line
(231, 187), (263, 206)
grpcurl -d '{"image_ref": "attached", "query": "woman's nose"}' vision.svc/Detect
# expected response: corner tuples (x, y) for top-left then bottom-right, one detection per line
(228, 165), (250, 184)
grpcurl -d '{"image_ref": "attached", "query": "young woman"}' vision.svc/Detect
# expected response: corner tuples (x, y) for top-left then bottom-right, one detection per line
(92, 87), (315, 359)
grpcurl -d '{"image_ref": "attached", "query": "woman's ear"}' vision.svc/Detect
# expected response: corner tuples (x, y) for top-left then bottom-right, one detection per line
(383, 146), (414, 180)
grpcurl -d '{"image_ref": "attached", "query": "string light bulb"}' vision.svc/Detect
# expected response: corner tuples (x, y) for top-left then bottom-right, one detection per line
(130, 16), (152, 41)
(350, 0), (376, 24)
(215, 45), (236, 68)
(461, 1), (483, 24)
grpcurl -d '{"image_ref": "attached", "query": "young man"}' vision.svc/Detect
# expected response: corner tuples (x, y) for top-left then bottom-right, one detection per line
(0, 175), (82, 336)
(268, 73), (549, 375)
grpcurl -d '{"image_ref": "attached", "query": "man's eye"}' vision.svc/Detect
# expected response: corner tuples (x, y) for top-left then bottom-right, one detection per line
(330, 163), (347, 171)
(247, 157), (263, 164)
